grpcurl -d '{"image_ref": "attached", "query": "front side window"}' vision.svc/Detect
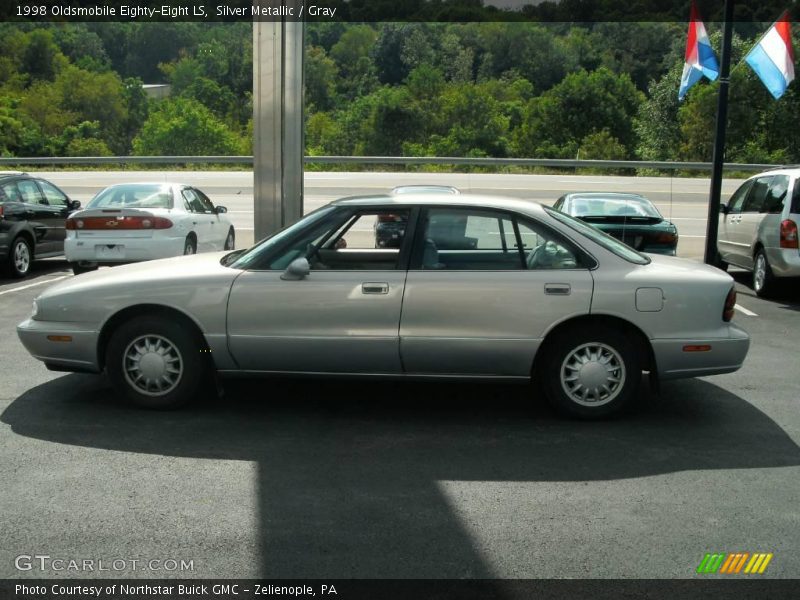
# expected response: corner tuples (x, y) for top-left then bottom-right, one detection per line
(181, 189), (205, 213)
(414, 208), (583, 270)
(728, 180), (753, 214)
(269, 209), (411, 271)
(37, 180), (68, 207)
(193, 189), (216, 213)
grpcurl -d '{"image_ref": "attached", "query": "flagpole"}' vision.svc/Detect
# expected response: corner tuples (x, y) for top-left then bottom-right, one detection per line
(704, 0), (735, 265)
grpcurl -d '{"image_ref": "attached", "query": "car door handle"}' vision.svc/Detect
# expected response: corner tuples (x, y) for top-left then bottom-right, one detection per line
(544, 283), (571, 296)
(362, 282), (389, 295)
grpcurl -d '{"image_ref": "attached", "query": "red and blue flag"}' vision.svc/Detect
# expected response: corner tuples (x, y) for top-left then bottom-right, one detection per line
(679, 1), (720, 100)
(745, 11), (795, 100)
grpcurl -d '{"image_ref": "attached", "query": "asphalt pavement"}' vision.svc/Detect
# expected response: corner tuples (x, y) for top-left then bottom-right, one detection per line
(0, 172), (798, 581)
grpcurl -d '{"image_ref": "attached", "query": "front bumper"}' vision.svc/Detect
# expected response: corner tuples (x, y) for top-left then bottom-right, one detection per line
(652, 323), (750, 380)
(17, 318), (101, 373)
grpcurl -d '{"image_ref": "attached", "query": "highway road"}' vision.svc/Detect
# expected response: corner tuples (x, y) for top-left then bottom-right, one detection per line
(35, 171), (745, 259)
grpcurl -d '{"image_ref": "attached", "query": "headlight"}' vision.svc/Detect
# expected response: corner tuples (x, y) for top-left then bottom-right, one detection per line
(31, 299), (38, 319)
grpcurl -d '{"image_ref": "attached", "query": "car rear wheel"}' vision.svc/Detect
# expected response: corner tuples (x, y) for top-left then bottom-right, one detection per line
(5, 236), (32, 278)
(540, 324), (641, 419)
(184, 236), (197, 255)
(224, 228), (235, 250)
(753, 249), (776, 297)
(106, 316), (206, 409)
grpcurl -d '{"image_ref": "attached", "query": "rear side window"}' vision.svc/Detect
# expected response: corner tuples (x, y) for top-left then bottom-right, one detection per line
(17, 180), (45, 205)
(764, 175), (789, 214)
(792, 178), (800, 213)
(1, 182), (21, 202)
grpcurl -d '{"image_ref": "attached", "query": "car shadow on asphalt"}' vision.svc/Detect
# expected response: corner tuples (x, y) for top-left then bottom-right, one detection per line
(730, 270), (800, 310)
(3, 375), (800, 578)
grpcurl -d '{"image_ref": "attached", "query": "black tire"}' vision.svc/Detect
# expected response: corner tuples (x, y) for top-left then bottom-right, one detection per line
(183, 236), (197, 255)
(539, 324), (642, 419)
(4, 236), (32, 278)
(224, 228), (235, 250)
(71, 262), (98, 276)
(105, 315), (208, 409)
(752, 248), (776, 298)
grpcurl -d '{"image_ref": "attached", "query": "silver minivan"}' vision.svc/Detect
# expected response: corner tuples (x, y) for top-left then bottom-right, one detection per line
(717, 168), (800, 296)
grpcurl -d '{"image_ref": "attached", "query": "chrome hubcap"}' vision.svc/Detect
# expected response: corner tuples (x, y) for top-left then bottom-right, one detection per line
(225, 233), (234, 249)
(184, 242), (195, 255)
(754, 255), (766, 291)
(561, 342), (626, 407)
(123, 334), (183, 397)
(14, 241), (30, 274)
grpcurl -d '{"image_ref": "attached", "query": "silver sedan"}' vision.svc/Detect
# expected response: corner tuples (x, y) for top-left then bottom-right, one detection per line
(17, 194), (750, 418)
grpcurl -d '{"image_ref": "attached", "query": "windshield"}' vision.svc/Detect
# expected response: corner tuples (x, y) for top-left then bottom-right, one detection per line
(229, 206), (337, 270)
(564, 195), (661, 218)
(545, 207), (650, 265)
(88, 184), (173, 209)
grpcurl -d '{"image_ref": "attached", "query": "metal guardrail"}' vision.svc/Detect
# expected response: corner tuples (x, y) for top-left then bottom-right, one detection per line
(0, 155), (782, 171)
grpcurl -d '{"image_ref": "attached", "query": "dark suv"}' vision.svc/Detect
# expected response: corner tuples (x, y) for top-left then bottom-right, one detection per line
(0, 171), (81, 278)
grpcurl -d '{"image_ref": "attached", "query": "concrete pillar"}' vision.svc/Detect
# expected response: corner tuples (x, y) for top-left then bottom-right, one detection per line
(252, 6), (304, 239)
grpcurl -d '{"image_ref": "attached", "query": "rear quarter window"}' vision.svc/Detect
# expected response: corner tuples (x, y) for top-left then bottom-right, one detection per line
(792, 178), (800, 213)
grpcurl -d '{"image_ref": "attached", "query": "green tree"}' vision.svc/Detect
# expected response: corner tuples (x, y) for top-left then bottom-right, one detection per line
(132, 97), (243, 155)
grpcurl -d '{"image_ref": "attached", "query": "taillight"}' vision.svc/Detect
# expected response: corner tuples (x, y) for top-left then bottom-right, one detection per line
(0, 205), (4, 219)
(66, 216), (172, 230)
(780, 219), (798, 249)
(723, 286), (736, 322)
(654, 231), (678, 244)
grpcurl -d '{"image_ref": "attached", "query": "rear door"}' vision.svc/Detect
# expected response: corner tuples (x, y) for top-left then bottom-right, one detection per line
(399, 207), (594, 376)
(758, 175), (790, 252)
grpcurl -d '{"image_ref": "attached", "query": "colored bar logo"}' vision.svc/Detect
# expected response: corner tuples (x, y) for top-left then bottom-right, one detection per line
(697, 552), (773, 574)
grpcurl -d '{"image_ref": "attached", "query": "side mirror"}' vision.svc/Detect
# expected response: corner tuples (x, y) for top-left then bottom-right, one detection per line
(280, 257), (310, 281)
(215, 205), (228, 214)
(69, 199), (81, 211)
(719, 204), (729, 214)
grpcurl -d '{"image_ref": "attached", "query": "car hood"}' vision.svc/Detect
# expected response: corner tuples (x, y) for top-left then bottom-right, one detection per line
(34, 252), (243, 325)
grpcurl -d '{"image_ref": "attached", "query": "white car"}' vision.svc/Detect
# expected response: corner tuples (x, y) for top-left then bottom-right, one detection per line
(65, 183), (235, 275)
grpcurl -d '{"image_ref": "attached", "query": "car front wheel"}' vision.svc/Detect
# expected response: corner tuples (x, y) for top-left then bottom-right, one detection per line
(106, 316), (207, 409)
(541, 324), (641, 419)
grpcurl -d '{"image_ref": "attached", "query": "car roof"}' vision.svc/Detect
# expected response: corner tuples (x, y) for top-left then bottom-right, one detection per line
(330, 193), (548, 216)
(391, 185), (460, 195)
(0, 171), (28, 178)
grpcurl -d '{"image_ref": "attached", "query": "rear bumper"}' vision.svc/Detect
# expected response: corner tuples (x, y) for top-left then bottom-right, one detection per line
(652, 324), (750, 380)
(765, 247), (800, 278)
(65, 235), (185, 264)
(17, 318), (101, 373)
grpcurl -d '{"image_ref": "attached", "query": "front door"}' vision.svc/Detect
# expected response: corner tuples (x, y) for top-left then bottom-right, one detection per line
(718, 178), (753, 265)
(399, 207), (594, 376)
(227, 206), (415, 373)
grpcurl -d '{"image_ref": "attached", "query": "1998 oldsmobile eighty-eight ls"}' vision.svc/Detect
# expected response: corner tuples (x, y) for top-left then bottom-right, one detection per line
(18, 194), (749, 418)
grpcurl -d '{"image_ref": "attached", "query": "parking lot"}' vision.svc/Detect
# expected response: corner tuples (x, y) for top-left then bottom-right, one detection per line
(1, 173), (799, 580)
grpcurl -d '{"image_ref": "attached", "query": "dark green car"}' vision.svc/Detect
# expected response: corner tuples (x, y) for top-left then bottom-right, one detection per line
(553, 192), (678, 256)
